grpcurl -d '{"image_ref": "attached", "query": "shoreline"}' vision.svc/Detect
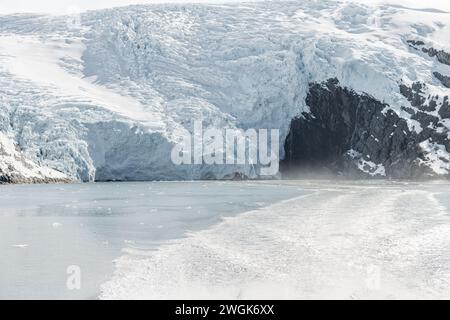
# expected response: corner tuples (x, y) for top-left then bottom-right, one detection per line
(2, 174), (450, 186)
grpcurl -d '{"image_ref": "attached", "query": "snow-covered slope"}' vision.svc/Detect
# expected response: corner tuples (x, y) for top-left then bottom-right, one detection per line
(0, 132), (68, 183)
(1, 1), (450, 181)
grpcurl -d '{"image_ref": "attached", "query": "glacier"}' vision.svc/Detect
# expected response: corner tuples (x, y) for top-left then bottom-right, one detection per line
(1, 0), (450, 182)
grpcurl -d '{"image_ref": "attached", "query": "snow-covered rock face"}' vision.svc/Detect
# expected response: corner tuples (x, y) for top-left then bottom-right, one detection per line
(282, 78), (450, 178)
(0, 1), (450, 181)
(0, 132), (69, 183)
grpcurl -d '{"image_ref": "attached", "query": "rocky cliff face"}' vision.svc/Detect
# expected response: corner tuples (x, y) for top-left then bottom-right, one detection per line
(282, 78), (450, 179)
(281, 35), (450, 179)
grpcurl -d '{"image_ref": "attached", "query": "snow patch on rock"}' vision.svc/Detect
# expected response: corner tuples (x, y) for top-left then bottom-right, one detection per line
(419, 139), (450, 175)
(347, 149), (387, 177)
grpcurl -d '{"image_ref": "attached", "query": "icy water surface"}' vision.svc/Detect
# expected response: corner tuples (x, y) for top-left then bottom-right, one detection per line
(3, 180), (450, 300)
(100, 180), (450, 300)
(0, 181), (304, 299)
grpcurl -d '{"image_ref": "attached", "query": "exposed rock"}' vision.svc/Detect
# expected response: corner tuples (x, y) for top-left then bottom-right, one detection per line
(401, 106), (415, 115)
(439, 97), (450, 119)
(424, 48), (450, 66)
(407, 40), (450, 66)
(399, 82), (436, 111)
(0, 132), (72, 184)
(281, 79), (450, 179)
(222, 172), (250, 181)
(407, 40), (425, 47)
(0, 172), (72, 184)
(434, 72), (450, 88)
(411, 111), (439, 128)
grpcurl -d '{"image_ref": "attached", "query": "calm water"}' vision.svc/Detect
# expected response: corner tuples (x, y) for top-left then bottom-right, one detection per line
(0, 181), (305, 299)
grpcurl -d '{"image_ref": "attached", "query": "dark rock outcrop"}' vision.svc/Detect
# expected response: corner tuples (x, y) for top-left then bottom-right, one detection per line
(434, 72), (450, 88)
(281, 79), (450, 179)
(0, 172), (72, 184)
(407, 40), (450, 66)
(439, 97), (450, 119)
(407, 40), (425, 47)
(399, 82), (436, 111)
(423, 47), (450, 66)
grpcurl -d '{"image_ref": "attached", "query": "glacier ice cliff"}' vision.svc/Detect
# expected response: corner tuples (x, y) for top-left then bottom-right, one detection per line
(1, 1), (450, 182)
